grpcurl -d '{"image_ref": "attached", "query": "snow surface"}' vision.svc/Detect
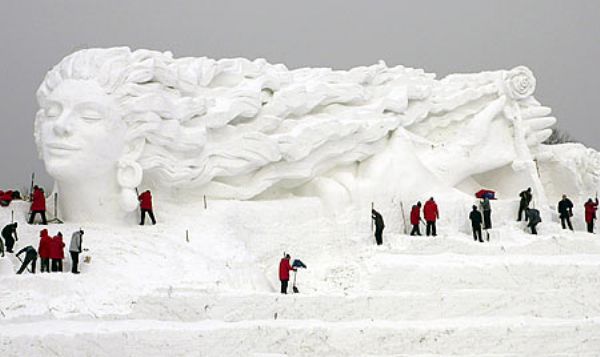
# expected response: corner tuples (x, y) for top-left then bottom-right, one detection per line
(1, 196), (600, 356)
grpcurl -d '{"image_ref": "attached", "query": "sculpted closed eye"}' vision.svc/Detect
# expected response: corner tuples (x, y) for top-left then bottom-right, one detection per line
(44, 105), (61, 118)
(80, 109), (103, 120)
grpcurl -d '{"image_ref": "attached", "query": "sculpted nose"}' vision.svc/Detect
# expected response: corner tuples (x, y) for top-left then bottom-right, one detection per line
(53, 112), (73, 137)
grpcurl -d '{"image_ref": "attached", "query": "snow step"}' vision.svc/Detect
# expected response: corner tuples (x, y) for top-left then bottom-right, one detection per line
(126, 289), (599, 322)
(367, 253), (600, 291)
(1, 317), (599, 356)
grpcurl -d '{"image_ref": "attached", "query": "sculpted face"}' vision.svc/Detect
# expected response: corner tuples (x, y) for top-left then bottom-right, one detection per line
(38, 79), (127, 182)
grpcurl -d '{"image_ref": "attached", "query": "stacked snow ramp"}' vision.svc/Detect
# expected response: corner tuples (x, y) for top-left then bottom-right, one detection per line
(2, 236), (600, 355)
(1, 199), (600, 356)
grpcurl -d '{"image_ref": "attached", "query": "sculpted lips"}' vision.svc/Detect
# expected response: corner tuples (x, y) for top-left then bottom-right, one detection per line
(45, 142), (81, 154)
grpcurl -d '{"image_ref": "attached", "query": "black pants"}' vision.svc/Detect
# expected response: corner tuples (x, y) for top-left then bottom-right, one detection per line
(587, 221), (594, 233)
(517, 204), (528, 221)
(70, 251), (80, 273)
(28, 210), (47, 225)
(140, 209), (156, 225)
(472, 226), (483, 242)
(426, 221), (437, 236)
(51, 259), (63, 272)
(483, 210), (492, 229)
(40, 258), (50, 272)
(410, 224), (421, 236)
(530, 224), (538, 235)
(374, 228), (383, 245)
(560, 216), (573, 230)
(17, 254), (36, 274)
(280, 280), (289, 294)
(3, 234), (15, 253)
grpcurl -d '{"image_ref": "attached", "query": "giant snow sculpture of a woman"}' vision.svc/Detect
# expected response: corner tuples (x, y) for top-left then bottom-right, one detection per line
(35, 47), (559, 223)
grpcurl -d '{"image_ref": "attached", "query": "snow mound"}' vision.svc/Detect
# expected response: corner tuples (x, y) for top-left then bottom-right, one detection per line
(1, 195), (600, 355)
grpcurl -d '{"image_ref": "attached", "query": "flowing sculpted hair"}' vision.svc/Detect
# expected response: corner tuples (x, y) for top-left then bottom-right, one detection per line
(35, 47), (544, 208)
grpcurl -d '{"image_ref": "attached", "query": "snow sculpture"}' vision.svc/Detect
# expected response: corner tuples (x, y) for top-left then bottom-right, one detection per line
(34, 47), (598, 223)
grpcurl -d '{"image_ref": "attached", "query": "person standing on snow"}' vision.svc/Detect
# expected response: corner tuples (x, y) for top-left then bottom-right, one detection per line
(423, 197), (439, 237)
(371, 209), (385, 245)
(38, 229), (51, 273)
(1, 222), (18, 253)
(480, 196), (492, 229)
(557, 194), (574, 231)
(410, 202), (422, 236)
(584, 197), (599, 233)
(69, 229), (84, 274)
(50, 232), (65, 272)
(16, 245), (37, 274)
(28, 186), (47, 225)
(138, 190), (156, 225)
(525, 208), (542, 235)
(279, 254), (296, 294)
(469, 205), (484, 242)
(517, 187), (532, 221)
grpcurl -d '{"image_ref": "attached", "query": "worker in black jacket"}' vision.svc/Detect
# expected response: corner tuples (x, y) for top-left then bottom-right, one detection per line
(1, 222), (18, 253)
(517, 188), (533, 221)
(557, 194), (574, 231)
(16, 245), (37, 274)
(469, 205), (484, 242)
(371, 209), (385, 245)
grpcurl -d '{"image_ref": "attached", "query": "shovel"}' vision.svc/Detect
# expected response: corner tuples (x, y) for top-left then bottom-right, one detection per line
(292, 270), (299, 293)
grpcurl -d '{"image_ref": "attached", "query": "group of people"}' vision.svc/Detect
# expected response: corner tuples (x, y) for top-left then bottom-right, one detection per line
(40, 229), (84, 273)
(26, 185), (157, 226)
(370, 197), (441, 246)
(0, 220), (84, 274)
(2, 185), (155, 276)
(369, 188), (600, 245)
(518, 188), (599, 235)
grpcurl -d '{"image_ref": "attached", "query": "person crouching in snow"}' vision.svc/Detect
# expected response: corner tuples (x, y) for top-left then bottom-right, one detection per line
(28, 185), (47, 225)
(50, 232), (65, 272)
(517, 187), (532, 221)
(138, 190), (156, 225)
(410, 202), (422, 236)
(16, 245), (37, 274)
(469, 205), (483, 242)
(69, 229), (84, 274)
(525, 208), (542, 235)
(38, 229), (51, 273)
(371, 209), (385, 245)
(584, 197), (598, 233)
(279, 254), (296, 294)
(423, 197), (439, 237)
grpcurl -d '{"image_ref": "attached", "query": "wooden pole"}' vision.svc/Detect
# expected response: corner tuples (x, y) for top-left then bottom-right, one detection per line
(54, 193), (58, 220)
(371, 202), (374, 232)
(399, 200), (408, 235)
(203, 195), (207, 210)
(186, 229), (189, 243)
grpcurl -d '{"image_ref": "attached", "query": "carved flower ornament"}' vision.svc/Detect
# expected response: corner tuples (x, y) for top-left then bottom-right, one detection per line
(503, 66), (536, 100)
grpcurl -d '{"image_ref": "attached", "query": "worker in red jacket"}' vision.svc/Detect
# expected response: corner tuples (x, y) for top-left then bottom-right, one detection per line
(423, 197), (439, 237)
(28, 186), (47, 225)
(410, 202), (422, 236)
(0, 190), (14, 206)
(38, 229), (52, 273)
(278, 254), (296, 294)
(584, 197), (599, 233)
(138, 190), (156, 225)
(49, 232), (65, 272)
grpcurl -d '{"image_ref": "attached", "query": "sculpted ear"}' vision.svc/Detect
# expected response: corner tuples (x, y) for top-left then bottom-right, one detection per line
(117, 138), (145, 212)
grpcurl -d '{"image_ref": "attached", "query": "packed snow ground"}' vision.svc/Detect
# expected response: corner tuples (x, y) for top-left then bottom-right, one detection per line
(0, 196), (600, 356)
